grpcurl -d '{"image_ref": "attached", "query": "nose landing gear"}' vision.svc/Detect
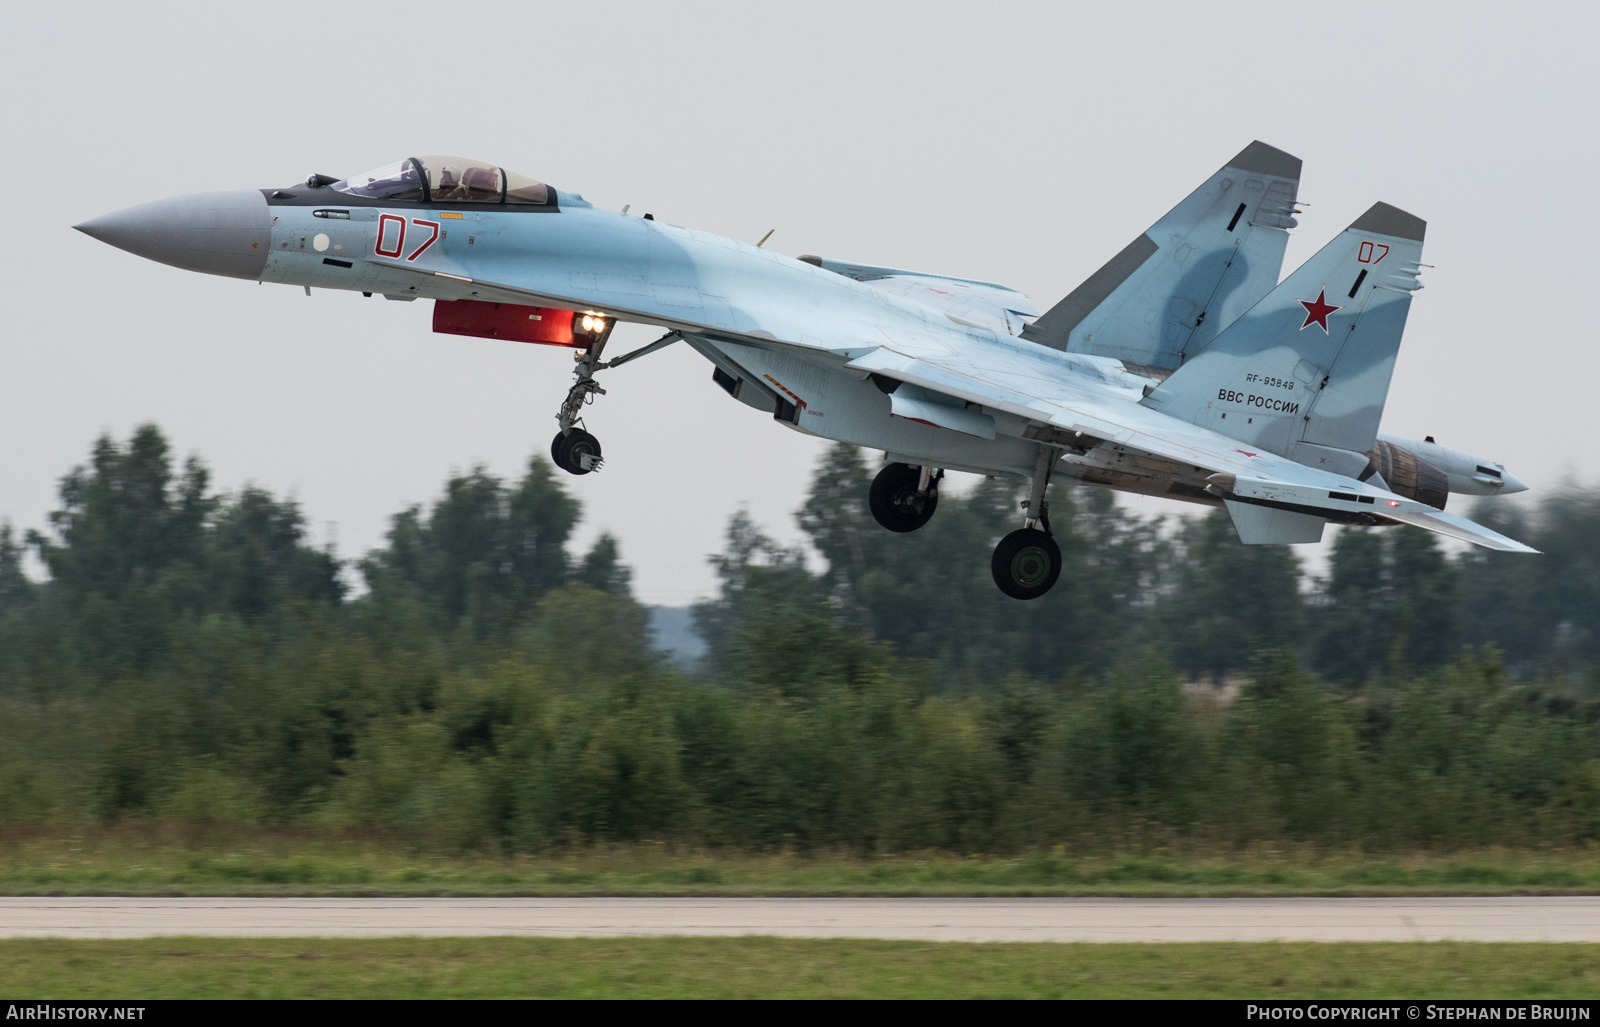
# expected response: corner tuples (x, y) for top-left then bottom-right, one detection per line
(548, 324), (684, 476)
(991, 444), (1064, 600)
(551, 315), (616, 475)
(869, 462), (942, 532)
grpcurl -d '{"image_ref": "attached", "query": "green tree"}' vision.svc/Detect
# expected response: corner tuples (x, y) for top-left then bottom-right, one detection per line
(795, 442), (1158, 687)
(1388, 525), (1460, 670)
(0, 522), (37, 692)
(0, 523), (30, 613)
(1313, 526), (1460, 682)
(1225, 652), (1356, 842)
(206, 487), (344, 619)
(1457, 499), (1546, 669)
(360, 457), (579, 635)
(1459, 491), (1600, 673)
(1160, 508), (1305, 681)
(27, 425), (211, 674)
(575, 532), (632, 596)
(694, 509), (882, 699)
(796, 441), (876, 594)
(1056, 658), (1202, 829)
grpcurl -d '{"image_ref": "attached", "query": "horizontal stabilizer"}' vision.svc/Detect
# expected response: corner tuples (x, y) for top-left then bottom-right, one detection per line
(1380, 508), (1539, 553)
(1210, 471), (1538, 553)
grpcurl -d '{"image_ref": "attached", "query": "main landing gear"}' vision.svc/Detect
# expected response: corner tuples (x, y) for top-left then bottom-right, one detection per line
(991, 445), (1063, 601)
(869, 463), (943, 533)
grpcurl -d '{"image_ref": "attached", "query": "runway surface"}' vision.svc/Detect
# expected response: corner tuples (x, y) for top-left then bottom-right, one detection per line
(2, 897), (1598, 942)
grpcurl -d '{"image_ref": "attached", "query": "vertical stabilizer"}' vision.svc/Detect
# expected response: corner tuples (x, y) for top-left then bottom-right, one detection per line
(1142, 202), (1426, 460)
(1022, 141), (1301, 370)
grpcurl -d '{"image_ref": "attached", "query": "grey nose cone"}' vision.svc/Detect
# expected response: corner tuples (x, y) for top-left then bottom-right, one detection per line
(1498, 469), (1529, 495)
(75, 189), (270, 280)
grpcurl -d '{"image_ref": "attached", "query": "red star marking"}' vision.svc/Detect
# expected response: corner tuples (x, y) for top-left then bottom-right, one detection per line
(1298, 289), (1341, 334)
(1235, 449), (1258, 458)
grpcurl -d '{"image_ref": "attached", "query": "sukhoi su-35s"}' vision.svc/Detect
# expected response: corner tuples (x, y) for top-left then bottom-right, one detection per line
(76, 142), (1535, 599)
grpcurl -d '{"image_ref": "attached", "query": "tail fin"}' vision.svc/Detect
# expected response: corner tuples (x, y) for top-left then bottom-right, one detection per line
(1143, 202), (1426, 463)
(1021, 141), (1300, 371)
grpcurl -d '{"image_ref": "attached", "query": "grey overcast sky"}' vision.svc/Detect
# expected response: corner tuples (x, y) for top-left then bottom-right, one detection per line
(2, 1), (1595, 603)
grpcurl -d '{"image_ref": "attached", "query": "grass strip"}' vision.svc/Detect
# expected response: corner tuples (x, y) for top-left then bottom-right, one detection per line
(0, 938), (1596, 999)
(6, 830), (1600, 897)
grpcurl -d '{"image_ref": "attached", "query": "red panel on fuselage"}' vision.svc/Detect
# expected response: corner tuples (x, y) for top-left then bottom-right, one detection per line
(432, 300), (580, 346)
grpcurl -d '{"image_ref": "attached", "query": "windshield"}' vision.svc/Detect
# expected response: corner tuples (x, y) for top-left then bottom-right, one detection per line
(504, 170), (549, 205)
(330, 159), (424, 200)
(330, 157), (552, 205)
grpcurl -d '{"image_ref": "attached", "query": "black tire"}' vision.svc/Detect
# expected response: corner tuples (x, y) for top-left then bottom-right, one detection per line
(552, 429), (603, 475)
(869, 463), (938, 533)
(991, 528), (1061, 600)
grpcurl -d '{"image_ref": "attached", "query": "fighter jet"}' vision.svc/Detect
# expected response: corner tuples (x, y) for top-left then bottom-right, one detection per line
(75, 143), (1534, 599)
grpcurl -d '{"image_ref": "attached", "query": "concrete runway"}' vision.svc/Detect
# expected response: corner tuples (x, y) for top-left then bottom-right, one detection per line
(1, 897), (1598, 942)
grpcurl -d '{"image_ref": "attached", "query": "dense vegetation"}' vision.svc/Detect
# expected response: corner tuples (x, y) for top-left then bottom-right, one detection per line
(3, 425), (1600, 853)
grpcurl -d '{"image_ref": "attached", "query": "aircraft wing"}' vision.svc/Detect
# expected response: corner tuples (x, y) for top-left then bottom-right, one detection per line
(845, 337), (1537, 553)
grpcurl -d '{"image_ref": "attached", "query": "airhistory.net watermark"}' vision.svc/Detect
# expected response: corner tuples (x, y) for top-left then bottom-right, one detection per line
(5, 1007), (146, 1020)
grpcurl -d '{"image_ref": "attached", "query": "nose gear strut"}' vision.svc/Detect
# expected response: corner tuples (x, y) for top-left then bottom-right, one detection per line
(549, 323), (682, 476)
(551, 318), (615, 475)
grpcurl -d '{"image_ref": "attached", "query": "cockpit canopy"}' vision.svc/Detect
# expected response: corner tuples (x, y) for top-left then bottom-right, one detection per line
(331, 156), (550, 206)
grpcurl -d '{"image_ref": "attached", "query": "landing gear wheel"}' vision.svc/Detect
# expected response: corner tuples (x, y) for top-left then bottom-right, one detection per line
(552, 429), (603, 475)
(991, 528), (1061, 600)
(869, 463), (938, 533)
